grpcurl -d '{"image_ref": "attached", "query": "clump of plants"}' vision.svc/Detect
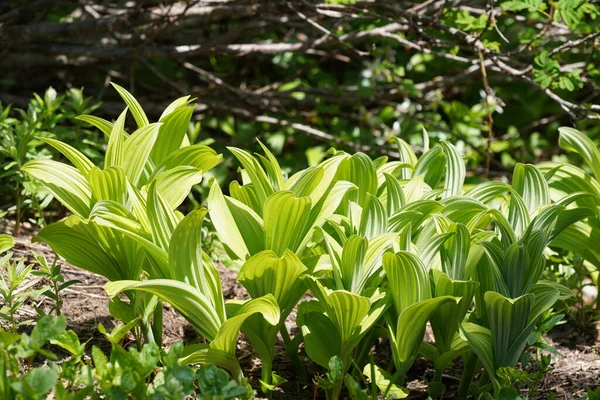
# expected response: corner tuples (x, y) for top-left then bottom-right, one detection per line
(14, 87), (597, 399)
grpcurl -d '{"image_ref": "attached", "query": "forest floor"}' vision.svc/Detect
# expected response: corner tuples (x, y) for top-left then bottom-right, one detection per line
(4, 230), (600, 399)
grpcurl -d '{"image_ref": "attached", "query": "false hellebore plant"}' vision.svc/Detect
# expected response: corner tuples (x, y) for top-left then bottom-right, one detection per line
(22, 84), (222, 344)
(25, 90), (591, 400)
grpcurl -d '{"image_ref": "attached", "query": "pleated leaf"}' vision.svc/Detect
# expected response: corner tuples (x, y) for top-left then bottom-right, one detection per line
(40, 137), (94, 177)
(111, 82), (149, 128)
(22, 160), (92, 218)
(238, 249), (307, 318)
(264, 191), (311, 256)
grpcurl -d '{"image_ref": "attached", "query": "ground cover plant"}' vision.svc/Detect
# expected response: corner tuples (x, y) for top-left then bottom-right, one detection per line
(0, 83), (596, 399)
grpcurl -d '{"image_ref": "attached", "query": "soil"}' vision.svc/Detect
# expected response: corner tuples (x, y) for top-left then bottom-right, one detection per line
(2, 228), (599, 399)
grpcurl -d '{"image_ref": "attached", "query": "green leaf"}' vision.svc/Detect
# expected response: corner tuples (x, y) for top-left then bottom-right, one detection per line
(105, 107), (128, 168)
(105, 279), (223, 341)
(88, 166), (127, 205)
(299, 309), (341, 368)
(23, 160), (92, 217)
(0, 234), (14, 254)
(362, 363), (409, 398)
(264, 191), (311, 256)
(394, 296), (458, 363)
(75, 114), (113, 137)
(40, 137), (95, 176)
(238, 249), (307, 317)
(111, 82), (149, 128)
(440, 141), (465, 198)
(208, 179), (264, 260)
(123, 123), (161, 185)
(151, 106), (194, 164)
(154, 166), (203, 210)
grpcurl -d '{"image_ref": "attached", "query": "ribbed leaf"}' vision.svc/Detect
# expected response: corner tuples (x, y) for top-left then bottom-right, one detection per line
(238, 249), (307, 318)
(159, 95), (193, 120)
(111, 83), (149, 127)
(336, 153), (378, 207)
(264, 191), (311, 256)
(152, 145), (222, 178)
(211, 295), (279, 355)
(485, 291), (533, 368)
(393, 137), (417, 179)
(414, 146), (445, 190)
(168, 209), (225, 323)
(257, 140), (286, 191)
(40, 137), (94, 176)
(147, 182), (179, 251)
(228, 147), (275, 213)
(122, 123), (161, 185)
(208, 180), (264, 260)
(383, 252), (431, 314)
(75, 115), (114, 137)
(440, 141), (465, 199)
(359, 194), (387, 238)
(430, 271), (478, 353)
(511, 164), (550, 215)
(558, 127), (600, 182)
(300, 311), (341, 368)
(0, 234), (14, 254)
(105, 279), (222, 340)
(22, 160), (92, 217)
(460, 322), (496, 387)
(154, 166), (203, 210)
(383, 173), (405, 216)
(395, 296), (458, 363)
(105, 107), (128, 168)
(34, 216), (125, 281)
(151, 106), (194, 164)
(88, 166), (127, 205)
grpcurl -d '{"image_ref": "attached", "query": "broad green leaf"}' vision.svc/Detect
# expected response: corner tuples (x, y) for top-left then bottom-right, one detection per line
(300, 310), (341, 368)
(460, 322), (497, 388)
(394, 296), (458, 363)
(359, 194), (387, 238)
(23, 160), (92, 217)
(558, 127), (600, 182)
(393, 137), (417, 179)
(383, 252), (431, 314)
(264, 191), (311, 256)
(152, 144), (222, 178)
(105, 279), (223, 340)
(154, 166), (203, 210)
(75, 115), (113, 137)
(336, 153), (378, 207)
(238, 249), (307, 317)
(40, 137), (94, 176)
(159, 95), (193, 120)
(362, 363), (409, 398)
(111, 82), (149, 127)
(88, 166), (127, 205)
(34, 217), (126, 281)
(151, 106), (194, 164)
(257, 140), (286, 191)
(440, 141), (465, 199)
(147, 182), (179, 251)
(208, 180), (264, 260)
(228, 147), (275, 213)
(0, 234), (14, 254)
(211, 295), (280, 355)
(168, 209), (224, 321)
(122, 122), (161, 185)
(485, 291), (533, 368)
(105, 107), (128, 168)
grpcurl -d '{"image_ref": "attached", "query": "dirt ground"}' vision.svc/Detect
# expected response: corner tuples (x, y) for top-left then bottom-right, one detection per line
(3, 231), (600, 399)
